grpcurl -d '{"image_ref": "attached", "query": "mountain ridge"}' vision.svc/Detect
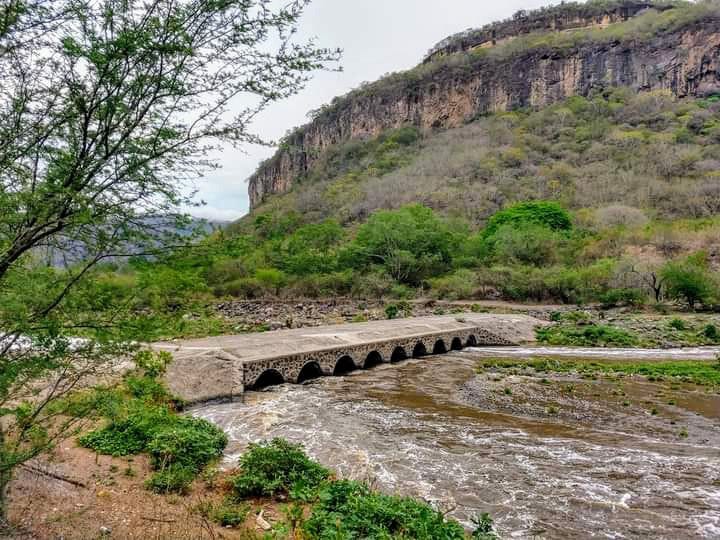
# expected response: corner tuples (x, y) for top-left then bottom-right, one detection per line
(247, 1), (720, 209)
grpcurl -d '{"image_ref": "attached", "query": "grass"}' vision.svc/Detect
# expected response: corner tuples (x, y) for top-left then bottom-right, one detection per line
(477, 357), (720, 388)
(536, 324), (640, 347)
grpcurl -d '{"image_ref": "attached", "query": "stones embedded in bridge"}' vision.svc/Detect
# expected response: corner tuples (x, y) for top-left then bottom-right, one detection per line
(157, 314), (544, 405)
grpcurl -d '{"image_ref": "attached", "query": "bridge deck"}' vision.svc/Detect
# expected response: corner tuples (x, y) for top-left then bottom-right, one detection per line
(157, 314), (543, 404)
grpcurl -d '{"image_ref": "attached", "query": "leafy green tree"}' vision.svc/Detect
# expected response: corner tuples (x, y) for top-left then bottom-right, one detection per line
(0, 0), (337, 521)
(661, 252), (717, 309)
(347, 205), (459, 284)
(492, 223), (563, 267)
(255, 268), (288, 297)
(483, 201), (573, 239)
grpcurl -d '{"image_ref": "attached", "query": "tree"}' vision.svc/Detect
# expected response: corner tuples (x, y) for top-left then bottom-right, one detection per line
(347, 205), (459, 285)
(0, 0), (338, 522)
(661, 252), (717, 309)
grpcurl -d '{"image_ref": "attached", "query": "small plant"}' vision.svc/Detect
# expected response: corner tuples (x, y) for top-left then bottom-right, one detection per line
(651, 407), (658, 415)
(385, 303), (399, 319)
(471, 512), (497, 539)
(702, 324), (720, 341)
(135, 350), (173, 378)
(546, 405), (559, 415)
(283, 502), (306, 531)
(669, 318), (687, 331)
(678, 427), (689, 438)
(503, 387), (512, 395)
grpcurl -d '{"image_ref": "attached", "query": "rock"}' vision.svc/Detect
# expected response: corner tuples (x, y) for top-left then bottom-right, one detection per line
(256, 510), (272, 531)
(99, 526), (112, 536)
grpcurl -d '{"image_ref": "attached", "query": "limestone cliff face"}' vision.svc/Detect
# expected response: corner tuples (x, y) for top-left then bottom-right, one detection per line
(248, 19), (720, 209)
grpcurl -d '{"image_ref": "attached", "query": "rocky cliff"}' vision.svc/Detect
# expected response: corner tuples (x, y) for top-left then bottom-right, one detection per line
(424, 0), (663, 63)
(248, 3), (720, 209)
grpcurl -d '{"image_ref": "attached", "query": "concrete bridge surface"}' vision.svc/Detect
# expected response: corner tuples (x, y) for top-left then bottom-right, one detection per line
(156, 314), (544, 405)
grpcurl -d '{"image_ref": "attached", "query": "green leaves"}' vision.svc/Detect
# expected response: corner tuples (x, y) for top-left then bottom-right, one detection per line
(231, 438), (330, 499)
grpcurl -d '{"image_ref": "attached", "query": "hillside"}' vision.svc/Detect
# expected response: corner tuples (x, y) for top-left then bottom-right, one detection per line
(248, 0), (720, 208)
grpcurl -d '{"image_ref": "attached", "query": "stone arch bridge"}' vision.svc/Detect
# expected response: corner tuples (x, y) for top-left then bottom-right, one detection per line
(157, 314), (543, 405)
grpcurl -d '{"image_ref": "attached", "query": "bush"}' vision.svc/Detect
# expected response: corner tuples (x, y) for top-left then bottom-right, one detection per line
(147, 417), (227, 472)
(79, 358), (227, 494)
(702, 324), (719, 341)
(600, 288), (647, 308)
(231, 438), (330, 499)
(491, 223), (562, 267)
(662, 253), (717, 308)
(483, 201), (573, 239)
(303, 480), (466, 539)
(428, 269), (478, 300)
(669, 318), (687, 331)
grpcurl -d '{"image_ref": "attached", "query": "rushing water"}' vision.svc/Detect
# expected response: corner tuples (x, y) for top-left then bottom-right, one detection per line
(194, 349), (720, 539)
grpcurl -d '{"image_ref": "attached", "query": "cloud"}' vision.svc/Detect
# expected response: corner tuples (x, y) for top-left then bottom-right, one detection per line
(185, 205), (245, 222)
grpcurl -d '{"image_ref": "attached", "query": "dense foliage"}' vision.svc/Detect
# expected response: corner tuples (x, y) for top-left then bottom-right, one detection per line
(227, 438), (483, 539)
(304, 480), (467, 539)
(231, 438), (330, 499)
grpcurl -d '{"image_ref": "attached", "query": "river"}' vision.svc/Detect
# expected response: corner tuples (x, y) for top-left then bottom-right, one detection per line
(193, 348), (720, 539)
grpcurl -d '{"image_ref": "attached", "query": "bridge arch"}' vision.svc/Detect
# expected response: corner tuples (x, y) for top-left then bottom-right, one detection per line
(364, 350), (384, 369)
(433, 339), (448, 354)
(252, 369), (285, 390)
(333, 355), (357, 376)
(451, 337), (463, 351)
(297, 361), (323, 384)
(466, 334), (478, 347)
(412, 342), (427, 358)
(390, 346), (408, 363)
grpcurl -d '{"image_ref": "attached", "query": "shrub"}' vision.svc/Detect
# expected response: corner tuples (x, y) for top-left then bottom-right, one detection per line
(702, 324), (719, 341)
(80, 360), (227, 495)
(147, 417), (227, 472)
(231, 438), (330, 499)
(428, 269), (478, 300)
(662, 253), (717, 308)
(303, 480), (466, 540)
(491, 223), (562, 267)
(483, 201), (573, 239)
(594, 205), (648, 229)
(669, 318), (687, 331)
(198, 499), (250, 528)
(600, 288), (647, 308)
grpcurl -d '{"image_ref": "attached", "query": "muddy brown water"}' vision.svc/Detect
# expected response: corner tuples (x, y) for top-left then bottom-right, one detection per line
(193, 348), (720, 539)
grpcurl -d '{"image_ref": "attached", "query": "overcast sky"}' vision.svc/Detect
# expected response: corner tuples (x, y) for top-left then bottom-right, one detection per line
(189, 0), (553, 221)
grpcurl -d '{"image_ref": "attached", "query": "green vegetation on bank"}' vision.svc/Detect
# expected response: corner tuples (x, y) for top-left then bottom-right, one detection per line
(477, 357), (720, 388)
(73, 351), (227, 494)
(220, 439), (493, 539)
